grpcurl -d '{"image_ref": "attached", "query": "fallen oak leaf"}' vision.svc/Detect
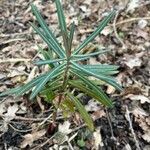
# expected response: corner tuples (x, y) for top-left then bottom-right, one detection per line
(21, 129), (46, 148)
(4, 104), (19, 122)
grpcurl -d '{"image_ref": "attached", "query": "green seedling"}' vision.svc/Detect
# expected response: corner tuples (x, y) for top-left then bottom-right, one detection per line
(0, 0), (122, 131)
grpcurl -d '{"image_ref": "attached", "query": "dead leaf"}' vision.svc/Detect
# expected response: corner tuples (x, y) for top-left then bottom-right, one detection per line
(58, 121), (72, 135)
(138, 19), (148, 29)
(106, 85), (116, 94)
(142, 131), (150, 142)
(101, 26), (113, 36)
(4, 104), (19, 121)
(136, 29), (148, 40)
(131, 107), (150, 143)
(93, 127), (104, 149)
(125, 57), (142, 69)
(128, 95), (150, 104)
(92, 110), (106, 121)
(132, 107), (149, 118)
(0, 102), (6, 115)
(85, 100), (100, 112)
(126, 0), (140, 13)
(21, 129), (46, 148)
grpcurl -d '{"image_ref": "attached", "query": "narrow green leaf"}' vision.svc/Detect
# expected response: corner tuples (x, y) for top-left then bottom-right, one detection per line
(55, 0), (69, 53)
(35, 58), (66, 65)
(69, 80), (113, 107)
(15, 73), (48, 97)
(0, 86), (22, 97)
(72, 50), (110, 59)
(70, 70), (113, 107)
(0, 72), (50, 97)
(37, 45), (52, 60)
(30, 63), (66, 99)
(71, 62), (116, 81)
(82, 64), (119, 70)
(55, 0), (67, 33)
(41, 89), (55, 103)
(67, 92), (94, 131)
(30, 23), (64, 58)
(42, 77), (62, 93)
(71, 62), (122, 91)
(81, 66), (119, 75)
(37, 45), (56, 68)
(31, 4), (65, 57)
(73, 11), (115, 55)
(69, 22), (75, 50)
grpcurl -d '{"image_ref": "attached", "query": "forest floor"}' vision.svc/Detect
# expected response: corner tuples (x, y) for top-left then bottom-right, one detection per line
(0, 0), (150, 150)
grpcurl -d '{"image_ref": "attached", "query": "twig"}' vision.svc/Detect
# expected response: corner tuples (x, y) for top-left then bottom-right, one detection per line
(67, 141), (74, 150)
(71, 124), (86, 133)
(125, 106), (141, 150)
(0, 32), (30, 38)
(32, 124), (84, 149)
(31, 134), (55, 150)
(1, 38), (26, 45)
(38, 113), (52, 127)
(115, 17), (150, 26)
(0, 58), (31, 63)
(0, 114), (64, 122)
(67, 132), (78, 150)
(105, 108), (116, 140)
(113, 10), (126, 49)
(0, 115), (46, 122)
(9, 123), (33, 133)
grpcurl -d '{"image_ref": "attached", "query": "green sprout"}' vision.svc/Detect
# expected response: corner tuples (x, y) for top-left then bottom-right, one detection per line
(0, 0), (122, 131)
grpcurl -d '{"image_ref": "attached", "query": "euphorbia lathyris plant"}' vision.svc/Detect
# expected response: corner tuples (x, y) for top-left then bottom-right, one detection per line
(0, 0), (122, 131)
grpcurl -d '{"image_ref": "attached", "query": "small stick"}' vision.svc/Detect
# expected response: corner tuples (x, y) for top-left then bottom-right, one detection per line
(0, 31), (29, 37)
(113, 10), (126, 49)
(105, 108), (116, 140)
(9, 123), (33, 133)
(0, 115), (46, 122)
(115, 17), (150, 26)
(125, 106), (141, 150)
(1, 38), (26, 45)
(0, 58), (31, 63)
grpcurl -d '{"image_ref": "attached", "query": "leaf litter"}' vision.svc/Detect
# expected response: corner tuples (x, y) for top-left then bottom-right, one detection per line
(0, 0), (150, 149)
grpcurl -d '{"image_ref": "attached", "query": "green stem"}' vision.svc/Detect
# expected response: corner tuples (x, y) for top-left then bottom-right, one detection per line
(53, 55), (71, 122)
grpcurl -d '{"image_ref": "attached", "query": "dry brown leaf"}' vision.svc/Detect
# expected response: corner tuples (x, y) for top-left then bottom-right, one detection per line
(21, 129), (46, 148)
(126, 0), (140, 13)
(125, 57), (142, 69)
(132, 107), (149, 118)
(136, 29), (148, 40)
(129, 95), (150, 104)
(58, 121), (72, 135)
(53, 121), (72, 145)
(142, 131), (150, 142)
(85, 100), (100, 112)
(106, 84), (116, 94)
(92, 110), (106, 121)
(132, 107), (150, 143)
(93, 127), (104, 149)
(0, 102), (6, 115)
(101, 26), (113, 36)
(4, 104), (19, 121)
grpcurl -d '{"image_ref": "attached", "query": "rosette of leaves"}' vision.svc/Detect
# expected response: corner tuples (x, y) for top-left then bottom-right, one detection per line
(0, 0), (122, 131)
